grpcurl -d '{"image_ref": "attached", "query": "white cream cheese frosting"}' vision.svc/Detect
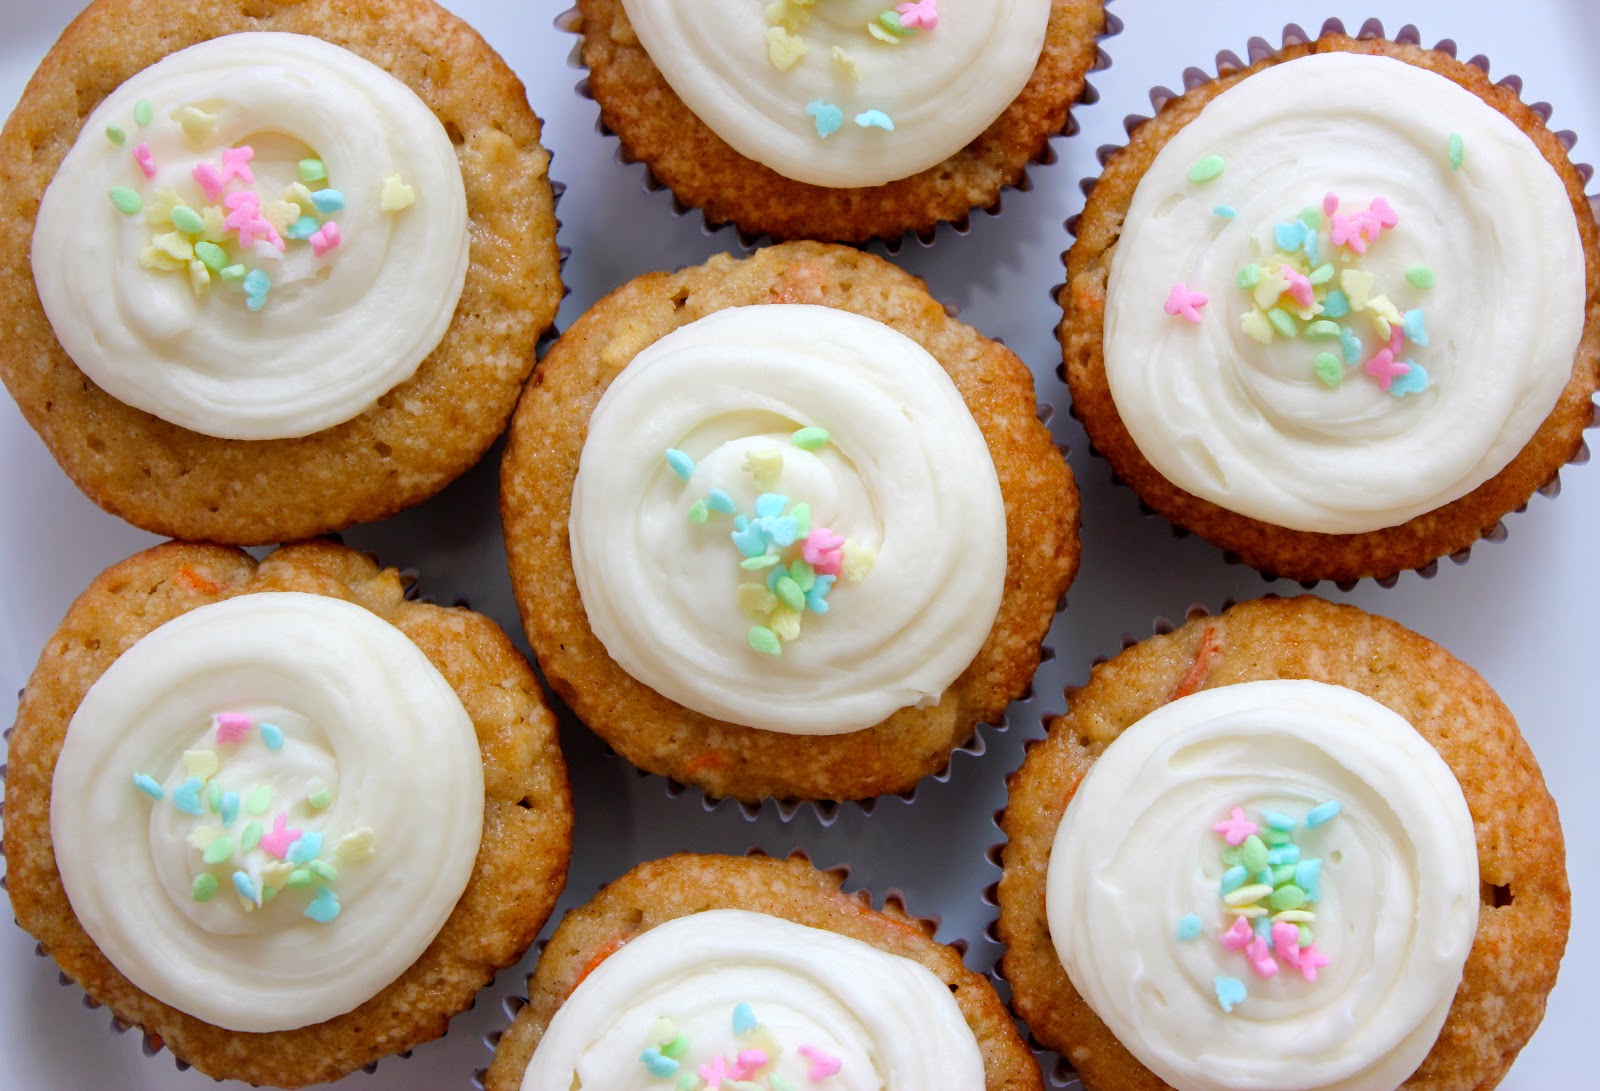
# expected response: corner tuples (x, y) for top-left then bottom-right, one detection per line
(620, 0), (1051, 188)
(32, 32), (469, 440)
(520, 909), (986, 1090)
(1104, 51), (1585, 533)
(569, 303), (1007, 736)
(50, 592), (484, 1033)
(1046, 679), (1479, 1091)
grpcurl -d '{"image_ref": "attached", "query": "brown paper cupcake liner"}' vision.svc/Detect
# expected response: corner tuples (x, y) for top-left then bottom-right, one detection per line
(1054, 17), (1600, 590)
(555, 2), (1123, 252)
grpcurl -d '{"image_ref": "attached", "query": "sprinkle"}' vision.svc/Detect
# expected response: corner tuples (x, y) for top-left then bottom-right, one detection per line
(1220, 866), (1248, 894)
(172, 777), (205, 815)
(176, 106), (216, 143)
(1224, 883), (1273, 908)
(855, 109), (895, 131)
(1402, 308), (1430, 347)
(1308, 263), (1335, 286)
(287, 831), (324, 866)
(1279, 265), (1314, 308)
(220, 791), (240, 826)
(895, 0), (938, 28)
(1236, 264), (1262, 289)
(708, 489), (736, 514)
(831, 46), (859, 79)
(1188, 155), (1225, 184)
(297, 158), (327, 183)
(304, 886), (341, 923)
(1449, 132), (1464, 171)
(1163, 282), (1208, 324)
(232, 870), (259, 905)
(733, 1002), (759, 1035)
(1265, 307), (1297, 338)
(1214, 975), (1247, 1013)
(743, 448), (784, 489)
(1297, 944), (1329, 981)
(1245, 937), (1279, 979)
(309, 221), (341, 257)
(259, 723), (285, 750)
(242, 269), (271, 312)
(133, 773), (164, 800)
(1390, 361), (1429, 396)
(108, 186), (143, 215)
(1321, 289), (1350, 319)
(380, 174), (416, 213)
(1240, 309), (1273, 345)
(216, 712), (254, 744)
(1267, 844), (1301, 866)
(240, 821), (263, 853)
(193, 241), (226, 272)
(661, 1033), (690, 1060)
(687, 500), (710, 525)
(133, 99), (153, 127)
(699, 1057), (728, 1088)
(1305, 800), (1342, 828)
(309, 189), (345, 214)
(1212, 807), (1258, 846)
(133, 143), (157, 179)
(1273, 909), (1316, 923)
(1274, 221), (1307, 252)
(791, 426), (831, 450)
(1313, 353), (1342, 387)
(1405, 265), (1436, 290)
(220, 264), (246, 283)
(1339, 327), (1362, 365)
(202, 837), (235, 865)
(244, 785), (271, 816)
(287, 214), (320, 241)
(805, 99), (844, 139)
(282, 867), (310, 887)
(260, 811), (303, 859)
(798, 1046), (842, 1081)
(193, 146), (257, 203)
(1305, 320), (1340, 340)
(748, 626), (782, 656)
(767, 26), (808, 69)
(1240, 834), (1270, 872)
(105, 124), (126, 146)
(1298, 206), (1324, 231)
(1176, 914), (1202, 941)
(1213, 205), (1236, 219)
(308, 860), (338, 881)
(1220, 916), (1253, 952)
(641, 1049), (679, 1078)
(335, 827), (377, 862)
(191, 874), (219, 902)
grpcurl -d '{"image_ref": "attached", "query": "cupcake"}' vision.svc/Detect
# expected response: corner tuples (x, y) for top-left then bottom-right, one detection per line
(500, 241), (1080, 804)
(569, 0), (1111, 243)
(0, 0), (563, 545)
(482, 852), (1042, 1091)
(1, 540), (573, 1086)
(997, 597), (1569, 1090)
(1060, 29), (1600, 583)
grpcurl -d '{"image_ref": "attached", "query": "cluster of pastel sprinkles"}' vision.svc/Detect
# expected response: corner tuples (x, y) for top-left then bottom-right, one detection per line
(764, 0), (938, 138)
(665, 427), (875, 658)
(637, 1002), (843, 1090)
(130, 711), (377, 923)
(1176, 801), (1343, 1013)
(104, 97), (417, 312)
(1163, 134), (1467, 397)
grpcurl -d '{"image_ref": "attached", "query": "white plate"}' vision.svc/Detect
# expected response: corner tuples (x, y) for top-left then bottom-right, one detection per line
(1, 1), (1594, 1087)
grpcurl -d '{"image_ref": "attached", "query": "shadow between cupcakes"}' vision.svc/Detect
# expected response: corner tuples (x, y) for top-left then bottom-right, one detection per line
(1056, 18), (1600, 586)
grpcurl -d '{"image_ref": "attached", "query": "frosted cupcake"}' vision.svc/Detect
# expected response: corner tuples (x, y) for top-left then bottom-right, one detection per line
(0, 0), (562, 544)
(501, 242), (1080, 804)
(569, 0), (1111, 242)
(1061, 31), (1599, 582)
(2, 541), (573, 1086)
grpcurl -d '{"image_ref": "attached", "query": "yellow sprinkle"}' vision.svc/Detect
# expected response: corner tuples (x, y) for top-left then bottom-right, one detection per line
(1340, 268), (1374, 311)
(743, 448), (784, 490)
(764, 0), (810, 32)
(1272, 909), (1317, 923)
(1287, 300), (1323, 322)
(748, 1026), (783, 1060)
(186, 826), (221, 851)
(283, 181), (317, 213)
(379, 173), (415, 213)
(335, 826), (377, 862)
(737, 583), (779, 618)
(867, 22), (903, 43)
(260, 861), (294, 894)
(153, 231), (194, 261)
(767, 26), (808, 70)
(770, 605), (803, 642)
(261, 199), (298, 237)
(188, 259), (211, 298)
(1231, 905), (1268, 919)
(841, 540), (876, 583)
(181, 749), (219, 781)
(1222, 883), (1273, 907)
(176, 106), (216, 144)
(1366, 293), (1402, 326)
(1240, 308), (1274, 345)
(1252, 271), (1289, 311)
(832, 46), (859, 79)
(1370, 312), (1392, 342)
(143, 187), (181, 226)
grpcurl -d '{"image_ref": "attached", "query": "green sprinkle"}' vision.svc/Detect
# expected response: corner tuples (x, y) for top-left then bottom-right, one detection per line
(1188, 154), (1225, 184)
(297, 158), (327, 183)
(661, 1034), (690, 1060)
(1298, 206), (1323, 230)
(790, 502), (811, 537)
(1266, 307), (1298, 338)
(1269, 884), (1307, 911)
(1271, 863), (1298, 887)
(770, 1077), (797, 1091)
(877, 10), (910, 34)
(220, 264), (247, 283)
(687, 500), (710, 525)
(748, 625), (781, 656)
(676, 1075), (698, 1091)
(1405, 265), (1436, 290)
(1220, 846), (1242, 867)
(240, 821), (263, 853)
(105, 124), (126, 146)
(308, 789), (332, 810)
(133, 99), (153, 127)
(287, 868), (314, 889)
(308, 860), (338, 881)
(1298, 924), (1315, 947)
(1240, 834), (1269, 873)
(1262, 827), (1292, 846)
(202, 837), (235, 865)
(194, 241), (227, 271)
(791, 426), (830, 450)
(108, 186), (142, 215)
(169, 205), (205, 234)
(1308, 263), (1335, 286)
(191, 873), (219, 902)
(1314, 352), (1343, 387)
(774, 575), (805, 612)
(1305, 320), (1340, 340)
(263, 884), (279, 903)
(1235, 264), (1261, 289)
(739, 554), (781, 570)
(1448, 132), (1464, 171)
(245, 785), (272, 815)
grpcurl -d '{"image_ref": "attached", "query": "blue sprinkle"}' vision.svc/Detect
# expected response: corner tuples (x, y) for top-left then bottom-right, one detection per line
(1253, 916), (1274, 946)
(1214, 975), (1248, 1013)
(766, 565), (786, 593)
(1390, 362), (1429, 397)
(732, 1002), (758, 1035)
(733, 515), (750, 532)
(1339, 326), (1362, 365)
(1220, 865), (1248, 894)
(232, 870), (258, 904)
(1305, 800), (1342, 828)
(641, 1047), (679, 1078)
(1212, 205), (1236, 219)
(854, 109), (895, 131)
(1296, 858), (1323, 903)
(1321, 289), (1350, 319)
(1302, 229), (1321, 265)
(1267, 844), (1301, 866)
(133, 773), (164, 800)
(287, 215), (320, 241)
(1263, 811), (1296, 831)
(1175, 914), (1202, 941)
(805, 574), (836, 615)
(1402, 308), (1429, 347)
(731, 522), (769, 558)
(259, 722), (285, 750)
(1256, 869), (1275, 887)
(242, 269), (271, 312)
(1274, 221), (1307, 251)
(287, 831), (324, 865)
(172, 777), (205, 816)
(220, 791), (240, 827)
(310, 189), (345, 214)
(707, 489), (736, 514)
(665, 449), (694, 481)
(304, 886), (340, 923)
(753, 493), (789, 519)
(757, 516), (798, 548)
(805, 99), (843, 139)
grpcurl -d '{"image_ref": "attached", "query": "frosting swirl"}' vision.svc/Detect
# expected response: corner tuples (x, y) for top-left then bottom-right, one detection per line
(521, 909), (985, 1089)
(1046, 679), (1479, 1091)
(569, 304), (1007, 735)
(621, 0), (1050, 187)
(1104, 52), (1584, 533)
(32, 32), (468, 440)
(50, 592), (484, 1032)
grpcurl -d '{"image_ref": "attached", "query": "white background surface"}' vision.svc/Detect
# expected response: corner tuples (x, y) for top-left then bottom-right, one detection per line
(0, 1), (1595, 1088)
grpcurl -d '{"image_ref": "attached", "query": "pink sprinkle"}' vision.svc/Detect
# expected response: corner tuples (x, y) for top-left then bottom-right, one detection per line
(1362, 347), (1410, 392)
(224, 191), (283, 252)
(1212, 806), (1259, 846)
(895, 0), (938, 28)
(1220, 916), (1253, 952)
(194, 146), (256, 202)
(1298, 944), (1330, 982)
(1272, 922), (1303, 969)
(1163, 282), (1208, 324)
(698, 1055), (728, 1088)
(193, 163), (225, 202)
(215, 712), (254, 744)
(1328, 213), (1366, 255)
(1387, 326), (1405, 358)
(728, 1050), (769, 1081)
(1246, 937), (1279, 979)
(133, 143), (157, 179)
(259, 811), (304, 859)
(1322, 192), (1339, 217)
(802, 528), (845, 576)
(1279, 265), (1314, 308)
(798, 1045), (842, 1081)
(1369, 196), (1398, 229)
(309, 220), (341, 257)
